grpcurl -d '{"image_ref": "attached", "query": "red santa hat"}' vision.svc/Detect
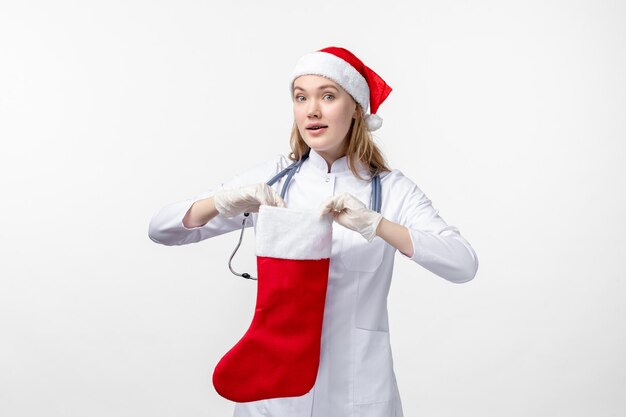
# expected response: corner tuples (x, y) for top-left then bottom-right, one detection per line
(290, 46), (392, 131)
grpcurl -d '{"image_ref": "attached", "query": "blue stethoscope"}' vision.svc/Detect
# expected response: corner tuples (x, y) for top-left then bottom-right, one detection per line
(228, 149), (382, 280)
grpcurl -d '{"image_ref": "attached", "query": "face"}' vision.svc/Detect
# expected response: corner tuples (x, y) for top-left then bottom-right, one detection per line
(293, 75), (358, 162)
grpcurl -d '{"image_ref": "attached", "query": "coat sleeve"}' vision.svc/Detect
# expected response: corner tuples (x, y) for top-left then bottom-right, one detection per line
(395, 173), (479, 283)
(148, 154), (289, 246)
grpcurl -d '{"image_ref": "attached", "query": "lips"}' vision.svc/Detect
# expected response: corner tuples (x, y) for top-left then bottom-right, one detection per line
(306, 123), (328, 130)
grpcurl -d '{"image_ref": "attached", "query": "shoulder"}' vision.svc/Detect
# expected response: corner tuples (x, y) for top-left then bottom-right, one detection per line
(379, 168), (423, 195)
(379, 168), (436, 224)
(230, 153), (293, 186)
(258, 153), (294, 178)
(272, 153), (294, 172)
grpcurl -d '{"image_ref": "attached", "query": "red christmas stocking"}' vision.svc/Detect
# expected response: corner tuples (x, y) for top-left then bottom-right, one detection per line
(212, 205), (333, 403)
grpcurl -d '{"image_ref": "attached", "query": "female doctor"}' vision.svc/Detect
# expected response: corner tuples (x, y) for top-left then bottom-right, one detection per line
(148, 46), (479, 417)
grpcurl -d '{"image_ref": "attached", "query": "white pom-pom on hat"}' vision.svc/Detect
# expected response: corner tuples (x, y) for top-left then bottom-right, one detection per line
(290, 46), (392, 131)
(364, 113), (383, 131)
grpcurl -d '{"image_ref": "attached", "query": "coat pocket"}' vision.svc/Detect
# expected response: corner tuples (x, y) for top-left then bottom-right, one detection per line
(354, 267), (391, 332)
(353, 328), (396, 405)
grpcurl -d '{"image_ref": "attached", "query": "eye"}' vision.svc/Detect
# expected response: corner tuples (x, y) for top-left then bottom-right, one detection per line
(323, 94), (335, 100)
(295, 95), (305, 102)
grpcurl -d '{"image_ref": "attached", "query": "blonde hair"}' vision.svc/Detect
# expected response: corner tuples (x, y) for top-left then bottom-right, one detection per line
(288, 104), (391, 181)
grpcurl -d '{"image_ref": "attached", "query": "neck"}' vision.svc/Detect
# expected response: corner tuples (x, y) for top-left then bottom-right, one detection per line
(320, 154), (342, 172)
(312, 145), (348, 173)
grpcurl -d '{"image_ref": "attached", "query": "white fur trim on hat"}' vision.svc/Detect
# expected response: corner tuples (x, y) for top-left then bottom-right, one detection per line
(255, 205), (333, 260)
(290, 51), (370, 113)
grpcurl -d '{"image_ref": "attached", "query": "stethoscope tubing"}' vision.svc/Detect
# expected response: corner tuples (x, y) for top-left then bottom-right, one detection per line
(229, 150), (381, 280)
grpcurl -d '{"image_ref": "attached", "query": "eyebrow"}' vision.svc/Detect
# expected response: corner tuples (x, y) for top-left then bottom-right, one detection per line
(293, 84), (339, 92)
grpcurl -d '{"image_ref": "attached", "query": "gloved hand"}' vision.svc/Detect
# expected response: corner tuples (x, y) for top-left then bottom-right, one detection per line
(214, 183), (286, 218)
(318, 192), (383, 242)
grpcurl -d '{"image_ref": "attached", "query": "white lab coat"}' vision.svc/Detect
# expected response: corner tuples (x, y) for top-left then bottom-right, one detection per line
(148, 148), (479, 417)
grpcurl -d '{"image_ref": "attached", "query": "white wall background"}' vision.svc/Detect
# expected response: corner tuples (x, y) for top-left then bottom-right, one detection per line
(1, 0), (625, 416)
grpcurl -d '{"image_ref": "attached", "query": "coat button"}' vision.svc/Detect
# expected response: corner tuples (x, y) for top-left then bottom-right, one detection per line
(325, 177), (330, 182)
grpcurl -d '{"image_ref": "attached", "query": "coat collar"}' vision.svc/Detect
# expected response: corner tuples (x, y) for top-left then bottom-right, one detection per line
(305, 148), (370, 178)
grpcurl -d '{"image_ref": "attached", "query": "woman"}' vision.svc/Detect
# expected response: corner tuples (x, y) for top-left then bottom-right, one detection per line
(148, 46), (479, 417)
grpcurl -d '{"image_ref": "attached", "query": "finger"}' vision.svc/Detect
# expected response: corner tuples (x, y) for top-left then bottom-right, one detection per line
(319, 195), (339, 216)
(330, 194), (347, 212)
(265, 185), (286, 207)
(272, 190), (286, 208)
(261, 186), (285, 208)
(254, 187), (274, 207)
(342, 194), (366, 212)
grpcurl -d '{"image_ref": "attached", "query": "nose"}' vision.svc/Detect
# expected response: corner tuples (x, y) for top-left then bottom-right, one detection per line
(307, 99), (321, 118)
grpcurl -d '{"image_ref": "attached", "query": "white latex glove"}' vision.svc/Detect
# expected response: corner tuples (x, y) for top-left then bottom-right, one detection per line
(318, 192), (383, 242)
(214, 183), (286, 218)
